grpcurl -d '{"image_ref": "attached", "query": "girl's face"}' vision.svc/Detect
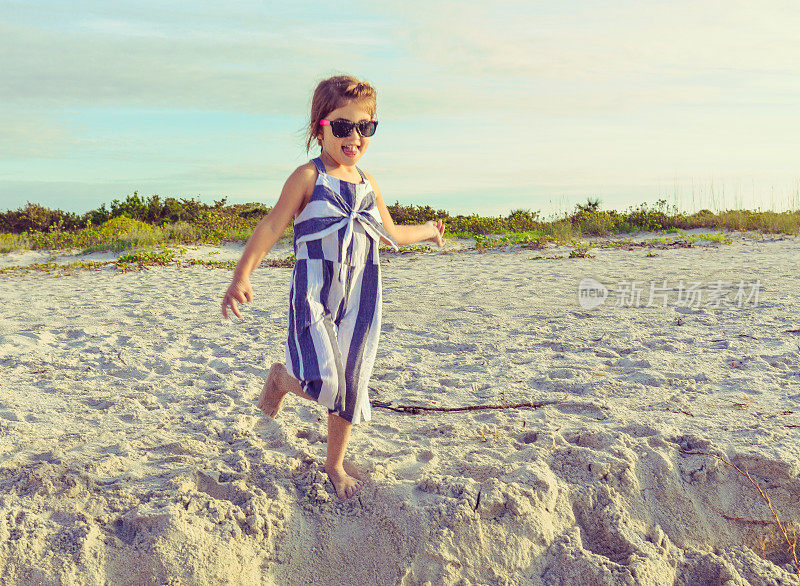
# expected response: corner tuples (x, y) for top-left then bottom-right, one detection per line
(317, 100), (373, 169)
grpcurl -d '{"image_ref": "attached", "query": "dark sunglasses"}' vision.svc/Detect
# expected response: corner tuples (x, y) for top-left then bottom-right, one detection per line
(319, 118), (378, 138)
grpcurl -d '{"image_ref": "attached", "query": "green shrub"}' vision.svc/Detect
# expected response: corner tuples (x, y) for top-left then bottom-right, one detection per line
(570, 210), (621, 235)
(447, 215), (506, 235)
(3, 194), (799, 254)
(387, 201), (449, 225)
(0, 203), (84, 233)
(505, 209), (541, 232)
(109, 192), (149, 221)
(96, 216), (154, 238)
(116, 248), (177, 266)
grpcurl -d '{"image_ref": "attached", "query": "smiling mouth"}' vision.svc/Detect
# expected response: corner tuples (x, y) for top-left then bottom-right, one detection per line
(342, 145), (359, 157)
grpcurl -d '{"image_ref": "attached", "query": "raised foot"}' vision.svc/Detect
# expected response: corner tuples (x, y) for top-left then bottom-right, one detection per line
(257, 363), (290, 418)
(325, 462), (362, 500)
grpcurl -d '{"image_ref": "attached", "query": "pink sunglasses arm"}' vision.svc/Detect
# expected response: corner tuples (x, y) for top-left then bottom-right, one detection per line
(319, 119), (377, 125)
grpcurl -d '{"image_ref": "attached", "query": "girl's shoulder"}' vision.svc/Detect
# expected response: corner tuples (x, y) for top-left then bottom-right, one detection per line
(295, 160), (319, 178)
(286, 161), (319, 189)
(362, 170), (382, 195)
(361, 168), (378, 185)
(284, 162), (320, 218)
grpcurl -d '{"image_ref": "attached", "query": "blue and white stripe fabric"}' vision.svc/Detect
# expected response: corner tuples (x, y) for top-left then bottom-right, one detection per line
(284, 157), (398, 424)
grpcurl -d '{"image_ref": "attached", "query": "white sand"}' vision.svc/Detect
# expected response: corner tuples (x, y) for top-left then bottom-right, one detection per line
(1, 233), (798, 585)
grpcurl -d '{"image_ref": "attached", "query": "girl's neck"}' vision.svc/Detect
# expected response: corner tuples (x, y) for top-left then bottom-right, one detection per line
(318, 152), (361, 181)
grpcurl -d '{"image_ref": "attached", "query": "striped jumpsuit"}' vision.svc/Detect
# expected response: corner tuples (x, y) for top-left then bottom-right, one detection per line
(285, 157), (398, 424)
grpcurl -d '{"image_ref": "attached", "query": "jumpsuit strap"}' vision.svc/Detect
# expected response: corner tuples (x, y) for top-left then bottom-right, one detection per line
(311, 157), (326, 174)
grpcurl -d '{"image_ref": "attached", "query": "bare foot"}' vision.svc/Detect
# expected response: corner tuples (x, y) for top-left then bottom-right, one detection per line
(342, 459), (369, 482)
(325, 463), (362, 500)
(257, 363), (289, 418)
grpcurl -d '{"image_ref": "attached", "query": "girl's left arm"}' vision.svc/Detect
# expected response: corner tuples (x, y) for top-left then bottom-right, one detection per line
(369, 173), (445, 247)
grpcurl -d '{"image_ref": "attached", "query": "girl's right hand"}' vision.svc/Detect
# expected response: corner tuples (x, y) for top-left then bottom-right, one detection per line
(222, 276), (254, 320)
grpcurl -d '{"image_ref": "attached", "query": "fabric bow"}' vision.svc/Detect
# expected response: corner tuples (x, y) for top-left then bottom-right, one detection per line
(294, 190), (399, 282)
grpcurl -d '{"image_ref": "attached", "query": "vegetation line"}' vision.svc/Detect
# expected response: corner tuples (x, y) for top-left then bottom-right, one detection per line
(2, 194), (799, 256)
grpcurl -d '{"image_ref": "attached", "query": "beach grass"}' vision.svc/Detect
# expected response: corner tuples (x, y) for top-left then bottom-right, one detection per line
(0, 250), (296, 275)
(682, 448), (800, 581)
(568, 244), (595, 258)
(1, 194), (799, 255)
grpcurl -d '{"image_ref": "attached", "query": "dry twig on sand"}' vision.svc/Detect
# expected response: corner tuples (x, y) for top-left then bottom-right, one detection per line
(369, 397), (566, 415)
(680, 448), (800, 581)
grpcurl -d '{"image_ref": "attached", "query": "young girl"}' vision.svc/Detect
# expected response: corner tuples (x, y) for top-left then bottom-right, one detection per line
(221, 75), (445, 500)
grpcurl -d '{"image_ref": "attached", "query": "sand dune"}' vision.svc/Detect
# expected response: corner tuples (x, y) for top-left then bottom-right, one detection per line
(1, 233), (798, 585)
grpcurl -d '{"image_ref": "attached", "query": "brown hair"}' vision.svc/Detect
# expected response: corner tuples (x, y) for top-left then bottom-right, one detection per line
(305, 75), (377, 152)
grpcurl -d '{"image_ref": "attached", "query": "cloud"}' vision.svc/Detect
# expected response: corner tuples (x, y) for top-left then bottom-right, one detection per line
(0, 111), (74, 157)
(373, 0), (800, 117)
(2, 1), (799, 215)
(384, 0), (800, 76)
(0, 3), (396, 114)
(6, 1), (798, 121)
(0, 22), (296, 112)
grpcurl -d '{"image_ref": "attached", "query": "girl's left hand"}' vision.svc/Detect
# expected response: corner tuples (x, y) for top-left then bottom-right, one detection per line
(427, 220), (445, 247)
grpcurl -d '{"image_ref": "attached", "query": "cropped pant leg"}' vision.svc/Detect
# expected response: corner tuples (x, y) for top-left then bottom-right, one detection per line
(285, 259), (381, 424)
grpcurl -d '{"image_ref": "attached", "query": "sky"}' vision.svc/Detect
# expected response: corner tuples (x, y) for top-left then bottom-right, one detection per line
(2, 0), (799, 218)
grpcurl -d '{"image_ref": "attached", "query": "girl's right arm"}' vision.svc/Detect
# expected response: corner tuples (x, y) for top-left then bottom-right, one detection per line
(221, 164), (315, 319)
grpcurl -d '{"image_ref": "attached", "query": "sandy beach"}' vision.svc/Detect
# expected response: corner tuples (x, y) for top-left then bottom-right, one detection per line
(1, 232), (799, 585)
